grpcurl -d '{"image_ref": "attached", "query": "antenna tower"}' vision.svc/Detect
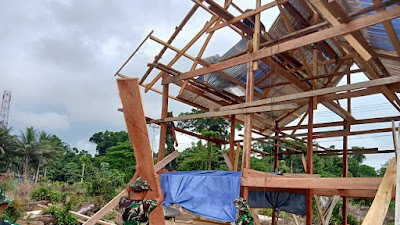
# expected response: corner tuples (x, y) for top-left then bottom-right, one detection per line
(0, 90), (11, 128)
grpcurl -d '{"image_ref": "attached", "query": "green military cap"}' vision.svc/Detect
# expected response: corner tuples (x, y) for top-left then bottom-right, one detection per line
(130, 178), (153, 192)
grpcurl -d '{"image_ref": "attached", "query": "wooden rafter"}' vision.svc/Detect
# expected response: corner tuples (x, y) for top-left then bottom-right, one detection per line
(163, 5), (400, 85)
(139, 3), (201, 85)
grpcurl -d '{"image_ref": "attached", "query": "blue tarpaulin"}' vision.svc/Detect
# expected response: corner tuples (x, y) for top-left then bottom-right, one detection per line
(160, 171), (241, 222)
(160, 171), (306, 221)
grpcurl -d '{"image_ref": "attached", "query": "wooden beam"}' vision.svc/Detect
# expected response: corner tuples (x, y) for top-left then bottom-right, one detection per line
(180, 22), (215, 95)
(222, 152), (234, 171)
(282, 115), (400, 131)
(150, 35), (196, 61)
(242, 60), (255, 200)
(306, 190), (312, 225)
(376, 52), (400, 61)
(220, 76), (400, 111)
(307, 99), (314, 175)
(310, 126), (399, 139)
(362, 157), (396, 225)
(139, 3), (200, 84)
(207, 0), (289, 33)
(396, 123), (400, 225)
(157, 79), (169, 162)
(241, 176), (382, 190)
(310, 0), (371, 61)
(250, 137), (301, 152)
(116, 78), (165, 225)
(146, 15), (220, 92)
(162, 5), (400, 85)
(150, 103), (297, 123)
(372, 0), (400, 57)
(115, 30), (153, 76)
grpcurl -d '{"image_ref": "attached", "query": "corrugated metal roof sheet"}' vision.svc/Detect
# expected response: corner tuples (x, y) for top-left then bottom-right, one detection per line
(178, 0), (380, 131)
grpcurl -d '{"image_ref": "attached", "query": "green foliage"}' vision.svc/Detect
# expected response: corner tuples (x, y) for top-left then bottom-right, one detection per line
(347, 215), (359, 225)
(89, 130), (129, 156)
(0, 126), (18, 171)
(258, 208), (272, 216)
(377, 160), (390, 177)
(30, 184), (63, 203)
(0, 200), (23, 222)
(250, 157), (273, 172)
(100, 141), (135, 182)
(177, 140), (227, 171)
(85, 162), (124, 203)
(177, 108), (242, 141)
(46, 204), (79, 225)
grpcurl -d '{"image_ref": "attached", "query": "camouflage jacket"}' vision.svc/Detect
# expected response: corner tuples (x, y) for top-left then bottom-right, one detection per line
(236, 212), (254, 225)
(119, 196), (158, 225)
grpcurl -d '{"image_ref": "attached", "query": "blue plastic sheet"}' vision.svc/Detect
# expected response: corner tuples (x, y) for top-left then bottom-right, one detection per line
(160, 171), (306, 221)
(160, 171), (241, 222)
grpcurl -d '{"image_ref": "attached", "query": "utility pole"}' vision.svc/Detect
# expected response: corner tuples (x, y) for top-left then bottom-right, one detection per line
(0, 91), (11, 128)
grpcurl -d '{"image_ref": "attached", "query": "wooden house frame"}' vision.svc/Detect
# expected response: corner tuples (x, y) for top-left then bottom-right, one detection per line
(87, 0), (400, 224)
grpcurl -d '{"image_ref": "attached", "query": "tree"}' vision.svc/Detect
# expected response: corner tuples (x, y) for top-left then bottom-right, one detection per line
(177, 108), (242, 141)
(100, 141), (136, 182)
(0, 126), (18, 172)
(32, 132), (63, 183)
(16, 127), (43, 180)
(377, 160), (390, 177)
(89, 130), (129, 155)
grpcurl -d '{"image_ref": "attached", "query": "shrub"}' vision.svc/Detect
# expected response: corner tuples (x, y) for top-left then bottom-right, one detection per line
(46, 203), (78, 225)
(30, 185), (63, 203)
(0, 200), (23, 222)
(347, 215), (359, 225)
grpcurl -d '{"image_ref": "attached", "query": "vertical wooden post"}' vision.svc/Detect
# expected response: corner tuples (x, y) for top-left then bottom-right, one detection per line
(242, 61), (254, 200)
(229, 115), (236, 164)
(306, 190), (313, 225)
(342, 68), (351, 225)
(396, 123), (400, 225)
(116, 78), (165, 225)
(272, 210), (277, 225)
(242, 0), (260, 200)
(306, 98), (314, 225)
(157, 78), (169, 162)
(306, 99), (314, 174)
(312, 47), (318, 109)
(342, 126), (348, 225)
(274, 121), (279, 172)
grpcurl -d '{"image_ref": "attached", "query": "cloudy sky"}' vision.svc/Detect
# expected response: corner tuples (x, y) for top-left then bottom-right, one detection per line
(1, 0), (396, 169)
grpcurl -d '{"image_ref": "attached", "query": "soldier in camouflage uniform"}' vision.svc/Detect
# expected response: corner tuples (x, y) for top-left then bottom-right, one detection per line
(0, 186), (18, 225)
(234, 197), (254, 225)
(165, 112), (178, 170)
(119, 167), (164, 225)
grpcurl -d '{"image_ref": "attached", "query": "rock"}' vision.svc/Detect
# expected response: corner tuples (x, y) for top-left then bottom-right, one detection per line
(76, 203), (96, 215)
(25, 210), (42, 218)
(36, 214), (56, 225)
